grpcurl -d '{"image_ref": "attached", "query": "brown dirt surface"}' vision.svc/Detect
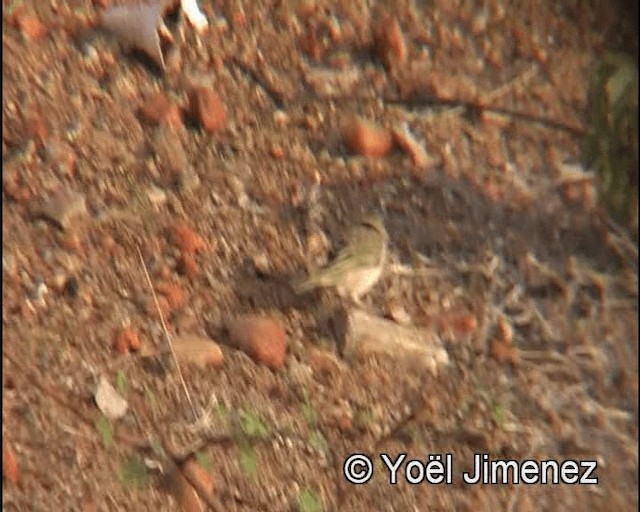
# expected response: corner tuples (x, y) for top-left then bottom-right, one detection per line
(3, 1), (638, 511)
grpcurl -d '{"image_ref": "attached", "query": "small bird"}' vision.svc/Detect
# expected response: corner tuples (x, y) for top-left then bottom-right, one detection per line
(294, 213), (388, 302)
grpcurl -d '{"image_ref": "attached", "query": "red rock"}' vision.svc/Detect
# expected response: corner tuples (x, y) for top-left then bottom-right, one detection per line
(139, 93), (183, 130)
(114, 327), (141, 354)
(374, 16), (407, 69)
(439, 312), (478, 336)
(489, 338), (519, 366)
(299, 29), (326, 62)
(157, 282), (185, 311)
(3, 445), (19, 485)
(392, 124), (429, 168)
(9, 8), (48, 41)
(168, 457), (217, 510)
(177, 252), (199, 278)
(172, 224), (206, 254)
(344, 118), (393, 157)
(188, 86), (227, 132)
(270, 143), (284, 159)
(227, 315), (287, 370)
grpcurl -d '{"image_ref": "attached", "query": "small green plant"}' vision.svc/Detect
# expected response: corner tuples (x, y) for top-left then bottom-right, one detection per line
(308, 429), (329, 455)
(296, 489), (323, 512)
(196, 450), (213, 472)
(236, 408), (271, 479)
(116, 370), (128, 397)
(119, 454), (150, 488)
(95, 415), (113, 447)
(238, 409), (271, 440)
(490, 401), (509, 426)
(584, 52), (638, 228)
(478, 389), (510, 428)
(5, 0), (23, 15)
(353, 407), (374, 432)
(301, 388), (317, 427)
(214, 402), (228, 419)
(239, 443), (258, 479)
(144, 386), (158, 414)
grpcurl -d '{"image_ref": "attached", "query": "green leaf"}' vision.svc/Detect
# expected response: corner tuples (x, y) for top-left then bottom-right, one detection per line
(491, 401), (509, 427)
(144, 386), (158, 414)
(239, 409), (270, 440)
(95, 415), (113, 447)
(119, 454), (149, 488)
(196, 450), (213, 472)
(297, 489), (323, 512)
(302, 389), (317, 427)
(214, 402), (228, 419)
(116, 370), (128, 397)
(309, 430), (328, 454)
(239, 444), (258, 479)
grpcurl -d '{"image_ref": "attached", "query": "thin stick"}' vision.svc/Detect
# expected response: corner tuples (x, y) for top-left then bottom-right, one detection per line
(136, 245), (198, 421)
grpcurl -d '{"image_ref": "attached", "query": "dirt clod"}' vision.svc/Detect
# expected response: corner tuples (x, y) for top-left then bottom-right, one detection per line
(343, 118), (393, 157)
(227, 315), (287, 370)
(187, 86), (227, 132)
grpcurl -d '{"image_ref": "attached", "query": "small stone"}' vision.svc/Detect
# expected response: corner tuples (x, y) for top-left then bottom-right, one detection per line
(42, 138), (77, 176)
(32, 189), (87, 230)
(64, 276), (80, 298)
(172, 334), (224, 368)
(139, 93), (182, 130)
(2, 254), (17, 278)
(174, 168), (201, 193)
(16, 15), (48, 41)
(374, 15), (407, 69)
(114, 327), (142, 354)
(344, 118), (393, 157)
(344, 309), (449, 375)
(270, 143), (284, 159)
(156, 282), (185, 311)
(250, 252), (271, 276)
(227, 315), (287, 370)
(30, 279), (48, 307)
(489, 337), (519, 366)
(273, 110), (289, 127)
(147, 185), (167, 206)
(172, 224), (206, 254)
(166, 457), (216, 512)
(3, 445), (19, 486)
(438, 312), (478, 336)
(177, 253), (198, 278)
(392, 123), (429, 168)
(95, 376), (128, 420)
(187, 86), (227, 132)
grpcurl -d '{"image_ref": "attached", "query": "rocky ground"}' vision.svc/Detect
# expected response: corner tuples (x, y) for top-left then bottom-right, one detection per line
(2, 0), (638, 511)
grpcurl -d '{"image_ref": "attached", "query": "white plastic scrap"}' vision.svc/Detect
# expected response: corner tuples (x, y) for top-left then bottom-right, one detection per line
(181, 0), (208, 32)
